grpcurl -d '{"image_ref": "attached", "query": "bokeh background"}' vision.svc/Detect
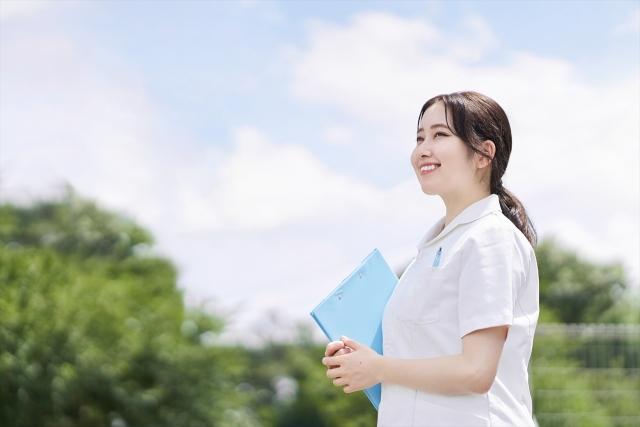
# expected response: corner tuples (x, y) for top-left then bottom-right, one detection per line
(1, 1), (638, 426)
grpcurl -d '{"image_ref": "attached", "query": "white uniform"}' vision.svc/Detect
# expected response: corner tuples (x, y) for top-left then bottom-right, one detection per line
(377, 193), (539, 427)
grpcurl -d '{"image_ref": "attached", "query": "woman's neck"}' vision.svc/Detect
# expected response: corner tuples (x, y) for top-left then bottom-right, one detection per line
(441, 189), (491, 228)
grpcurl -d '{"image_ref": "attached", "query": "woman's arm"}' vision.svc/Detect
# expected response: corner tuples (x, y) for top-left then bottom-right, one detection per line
(323, 325), (508, 395)
(377, 325), (509, 395)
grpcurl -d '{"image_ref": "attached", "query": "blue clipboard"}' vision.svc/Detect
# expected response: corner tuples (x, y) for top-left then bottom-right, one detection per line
(310, 248), (398, 410)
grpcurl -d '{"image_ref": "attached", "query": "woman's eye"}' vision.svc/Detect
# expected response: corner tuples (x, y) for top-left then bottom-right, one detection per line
(417, 132), (449, 143)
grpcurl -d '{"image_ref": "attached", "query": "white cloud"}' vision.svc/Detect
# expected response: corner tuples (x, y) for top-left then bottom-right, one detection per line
(0, 0), (49, 22)
(611, 7), (640, 37)
(208, 125), (380, 230)
(290, 11), (442, 124)
(323, 125), (354, 145)
(288, 11), (640, 288)
(1, 17), (435, 348)
(447, 15), (500, 63)
(0, 27), (385, 235)
(1, 8), (638, 347)
(0, 29), (389, 208)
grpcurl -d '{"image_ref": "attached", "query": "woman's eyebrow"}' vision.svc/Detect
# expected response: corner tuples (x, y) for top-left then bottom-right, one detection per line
(417, 124), (450, 133)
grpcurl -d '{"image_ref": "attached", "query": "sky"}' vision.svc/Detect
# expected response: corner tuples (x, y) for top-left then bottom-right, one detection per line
(1, 0), (639, 347)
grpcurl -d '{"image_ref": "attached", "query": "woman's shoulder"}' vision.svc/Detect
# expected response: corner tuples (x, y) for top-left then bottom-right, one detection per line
(465, 212), (535, 259)
(466, 212), (515, 241)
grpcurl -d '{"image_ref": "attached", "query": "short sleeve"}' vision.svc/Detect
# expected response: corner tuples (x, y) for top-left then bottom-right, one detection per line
(458, 226), (517, 339)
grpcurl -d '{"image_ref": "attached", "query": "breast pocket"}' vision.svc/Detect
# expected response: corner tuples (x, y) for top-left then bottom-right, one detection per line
(395, 265), (448, 325)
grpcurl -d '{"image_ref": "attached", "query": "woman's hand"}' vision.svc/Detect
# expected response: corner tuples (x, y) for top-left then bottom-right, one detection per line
(325, 340), (352, 369)
(322, 336), (384, 393)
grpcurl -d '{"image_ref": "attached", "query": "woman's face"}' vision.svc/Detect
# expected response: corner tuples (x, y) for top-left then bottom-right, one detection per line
(410, 100), (476, 198)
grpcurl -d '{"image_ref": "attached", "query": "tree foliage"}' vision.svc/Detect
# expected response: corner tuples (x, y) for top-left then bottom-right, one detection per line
(536, 236), (638, 324)
(0, 188), (250, 426)
(1, 187), (637, 426)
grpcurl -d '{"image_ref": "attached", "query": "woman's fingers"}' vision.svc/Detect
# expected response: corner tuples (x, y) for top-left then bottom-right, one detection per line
(326, 366), (341, 379)
(323, 341), (353, 383)
(324, 340), (345, 357)
(325, 346), (354, 389)
(335, 347), (352, 356)
(333, 377), (347, 387)
(327, 347), (352, 369)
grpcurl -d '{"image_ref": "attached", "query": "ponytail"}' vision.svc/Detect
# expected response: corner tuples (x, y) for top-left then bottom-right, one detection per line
(493, 181), (537, 247)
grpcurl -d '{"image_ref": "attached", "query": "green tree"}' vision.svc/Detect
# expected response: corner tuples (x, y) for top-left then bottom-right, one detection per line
(0, 187), (251, 427)
(2, 186), (638, 427)
(535, 236), (637, 324)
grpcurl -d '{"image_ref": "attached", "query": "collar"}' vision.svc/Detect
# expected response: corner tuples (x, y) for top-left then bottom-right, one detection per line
(416, 193), (501, 249)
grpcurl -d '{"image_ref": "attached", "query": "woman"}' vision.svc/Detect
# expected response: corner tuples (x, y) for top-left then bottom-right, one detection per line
(321, 91), (539, 427)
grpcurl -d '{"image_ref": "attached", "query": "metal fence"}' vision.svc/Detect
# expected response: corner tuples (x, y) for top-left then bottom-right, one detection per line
(530, 323), (640, 427)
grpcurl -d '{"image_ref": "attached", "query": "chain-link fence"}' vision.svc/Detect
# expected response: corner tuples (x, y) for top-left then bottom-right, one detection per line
(530, 323), (640, 427)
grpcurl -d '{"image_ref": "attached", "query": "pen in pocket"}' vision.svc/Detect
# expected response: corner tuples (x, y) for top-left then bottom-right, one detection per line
(432, 246), (443, 267)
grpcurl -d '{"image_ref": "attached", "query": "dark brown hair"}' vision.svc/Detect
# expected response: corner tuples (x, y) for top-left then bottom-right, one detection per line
(417, 90), (537, 247)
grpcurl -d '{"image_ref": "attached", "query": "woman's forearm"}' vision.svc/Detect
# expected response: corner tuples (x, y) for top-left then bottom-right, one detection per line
(376, 353), (486, 395)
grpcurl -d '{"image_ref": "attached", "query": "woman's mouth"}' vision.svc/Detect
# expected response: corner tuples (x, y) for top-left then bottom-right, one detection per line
(420, 164), (441, 175)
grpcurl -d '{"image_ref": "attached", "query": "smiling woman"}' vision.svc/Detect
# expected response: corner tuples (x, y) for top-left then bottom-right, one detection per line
(412, 92), (537, 247)
(322, 91), (540, 427)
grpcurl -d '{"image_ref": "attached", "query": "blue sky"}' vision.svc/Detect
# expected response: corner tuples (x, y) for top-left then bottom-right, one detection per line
(41, 0), (638, 187)
(24, 1), (638, 147)
(1, 0), (638, 345)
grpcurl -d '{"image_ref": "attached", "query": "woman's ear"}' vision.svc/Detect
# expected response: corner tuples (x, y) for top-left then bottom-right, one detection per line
(477, 140), (496, 169)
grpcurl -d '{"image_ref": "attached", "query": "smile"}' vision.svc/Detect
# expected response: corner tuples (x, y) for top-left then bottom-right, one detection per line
(420, 164), (440, 174)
